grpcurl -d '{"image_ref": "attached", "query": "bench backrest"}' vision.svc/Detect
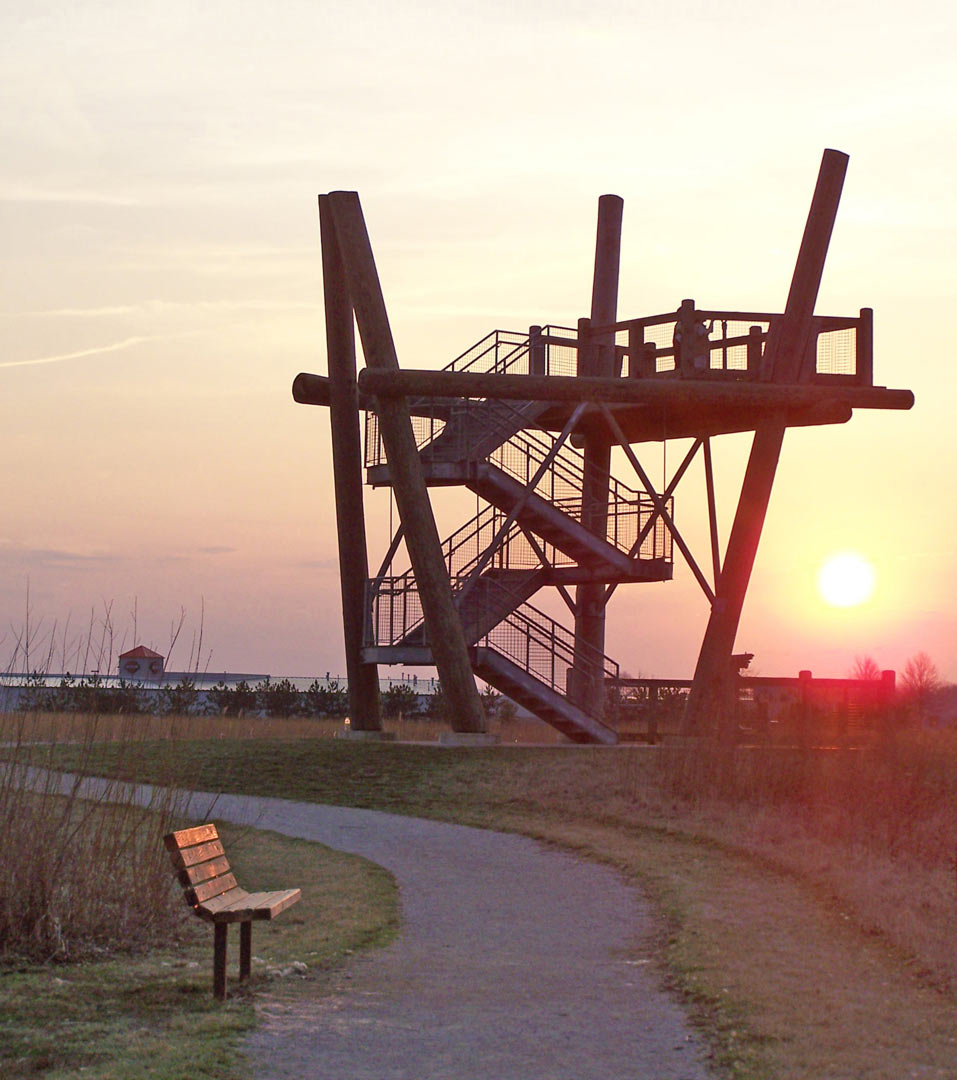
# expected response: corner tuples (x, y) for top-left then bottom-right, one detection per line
(164, 823), (240, 909)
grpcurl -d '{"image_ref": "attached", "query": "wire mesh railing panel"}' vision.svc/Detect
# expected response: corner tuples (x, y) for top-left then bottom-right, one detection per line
(365, 574), (423, 646)
(541, 327), (580, 377)
(364, 411), (381, 468)
(489, 428), (671, 561)
(646, 320), (679, 373)
(446, 330), (531, 374)
(483, 593), (619, 695)
(364, 411), (448, 469)
(815, 325), (856, 376)
(443, 504), (570, 578)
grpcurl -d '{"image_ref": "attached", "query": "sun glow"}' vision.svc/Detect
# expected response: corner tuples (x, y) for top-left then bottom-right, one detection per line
(817, 552), (876, 608)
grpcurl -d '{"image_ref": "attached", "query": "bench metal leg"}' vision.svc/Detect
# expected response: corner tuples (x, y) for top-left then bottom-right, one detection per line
(213, 923), (228, 1000)
(239, 921), (252, 983)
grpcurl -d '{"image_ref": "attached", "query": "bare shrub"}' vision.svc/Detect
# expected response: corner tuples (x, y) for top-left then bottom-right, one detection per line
(0, 713), (193, 963)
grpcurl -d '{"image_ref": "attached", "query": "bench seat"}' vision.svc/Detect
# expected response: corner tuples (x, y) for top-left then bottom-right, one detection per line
(197, 888), (302, 922)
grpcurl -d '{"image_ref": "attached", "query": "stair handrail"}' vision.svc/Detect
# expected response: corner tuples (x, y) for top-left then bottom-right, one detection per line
(478, 580), (619, 697)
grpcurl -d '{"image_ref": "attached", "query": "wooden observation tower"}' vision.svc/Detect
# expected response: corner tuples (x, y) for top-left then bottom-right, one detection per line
(294, 150), (913, 742)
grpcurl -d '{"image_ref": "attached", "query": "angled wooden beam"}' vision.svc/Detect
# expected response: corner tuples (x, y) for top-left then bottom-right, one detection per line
(702, 438), (721, 588)
(685, 149), (850, 737)
(325, 190), (485, 734)
(318, 195), (382, 731)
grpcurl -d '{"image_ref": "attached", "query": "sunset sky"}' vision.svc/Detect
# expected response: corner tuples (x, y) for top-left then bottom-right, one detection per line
(2, 0), (954, 682)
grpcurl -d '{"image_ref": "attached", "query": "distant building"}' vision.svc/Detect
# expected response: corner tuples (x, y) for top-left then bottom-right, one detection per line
(118, 645), (165, 680)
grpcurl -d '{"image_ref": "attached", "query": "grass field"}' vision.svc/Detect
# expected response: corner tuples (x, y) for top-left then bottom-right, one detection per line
(3, 716), (956, 1079)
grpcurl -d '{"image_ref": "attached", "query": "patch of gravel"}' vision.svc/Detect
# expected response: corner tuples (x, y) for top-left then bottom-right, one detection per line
(198, 793), (716, 1080)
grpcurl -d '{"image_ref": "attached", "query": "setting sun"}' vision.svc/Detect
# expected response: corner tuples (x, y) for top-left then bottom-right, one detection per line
(817, 552), (876, 608)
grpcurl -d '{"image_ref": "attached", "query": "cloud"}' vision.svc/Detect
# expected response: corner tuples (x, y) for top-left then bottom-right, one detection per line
(0, 546), (120, 569)
(0, 185), (140, 207)
(296, 558), (339, 571)
(0, 305), (139, 319)
(197, 546), (237, 556)
(0, 299), (316, 321)
(0, 336), (156, 370)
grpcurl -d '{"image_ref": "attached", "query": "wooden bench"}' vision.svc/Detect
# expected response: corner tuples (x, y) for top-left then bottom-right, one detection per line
(164, 823), (301, 999)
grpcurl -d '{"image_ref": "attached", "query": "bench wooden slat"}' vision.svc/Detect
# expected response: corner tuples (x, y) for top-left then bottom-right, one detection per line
(186, 871), (240, 906)
(246, 889), (301, 919)
(194, 886), (250, 916)
(167, 838), (227, 870)
(164, 823), (219, 850)
(178, 855), (232, 887)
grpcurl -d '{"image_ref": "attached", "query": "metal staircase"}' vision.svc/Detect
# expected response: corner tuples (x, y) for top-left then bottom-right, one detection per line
(361, 327), (674, 742)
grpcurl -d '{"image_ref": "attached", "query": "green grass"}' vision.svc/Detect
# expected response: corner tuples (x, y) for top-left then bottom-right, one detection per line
(0, 820), (398, 1080)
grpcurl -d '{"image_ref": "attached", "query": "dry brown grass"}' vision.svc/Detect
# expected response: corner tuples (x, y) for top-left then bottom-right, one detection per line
(0, 708), (564, 745)
(611, 734), (957, 993)
(0, 713), (195, 962)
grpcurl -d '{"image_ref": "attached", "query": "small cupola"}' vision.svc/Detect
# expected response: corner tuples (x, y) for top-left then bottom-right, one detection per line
(118, 645), (165, 680)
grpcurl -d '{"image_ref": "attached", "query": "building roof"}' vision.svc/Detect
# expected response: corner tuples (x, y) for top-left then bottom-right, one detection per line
(118, 645), (164, 660)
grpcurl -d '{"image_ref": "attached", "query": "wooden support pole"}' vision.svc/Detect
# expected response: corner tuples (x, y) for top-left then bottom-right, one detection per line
(857, 307), (873, 386)
(325, 191), (485, 734)
(213, 923), (228, 1000)
(355, 367), (913, 412)
(572, 195), (623, 714)
(239, 921), (252, 982)
(748, 325), (765, 378)
(626, 325), (643, 378)
(529, 324), (545, 375)
(685, 149), (850, 737)
(319, 195), (382, 731)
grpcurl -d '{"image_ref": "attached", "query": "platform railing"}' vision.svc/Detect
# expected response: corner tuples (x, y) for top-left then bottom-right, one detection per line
(599, 307), (872, 384)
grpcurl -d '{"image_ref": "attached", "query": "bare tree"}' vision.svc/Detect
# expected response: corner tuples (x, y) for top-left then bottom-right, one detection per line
(901, 651), (941, 723)
(850, 655), (881, 681)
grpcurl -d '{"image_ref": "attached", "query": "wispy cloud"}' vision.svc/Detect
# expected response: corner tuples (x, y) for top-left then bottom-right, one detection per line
(0, 306), (139, 319)
(296, 558), (339, 571)
(0, 333), (173, 370)
(0, 546), (120, 568)
(0, 299), (316, 321)
(0, 185), (141, 207)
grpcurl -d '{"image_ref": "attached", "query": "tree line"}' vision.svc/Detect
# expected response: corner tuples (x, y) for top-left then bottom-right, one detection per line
(9, 673), (511, 720)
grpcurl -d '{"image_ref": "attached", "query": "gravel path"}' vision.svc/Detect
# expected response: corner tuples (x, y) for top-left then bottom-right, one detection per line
(197, 792), (716, 1080)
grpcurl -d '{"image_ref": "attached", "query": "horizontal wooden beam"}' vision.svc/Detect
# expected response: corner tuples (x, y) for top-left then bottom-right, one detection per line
(574, 400), (854, 444)
(293, 372), (452, 419)
(356, 367), (914, 412)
